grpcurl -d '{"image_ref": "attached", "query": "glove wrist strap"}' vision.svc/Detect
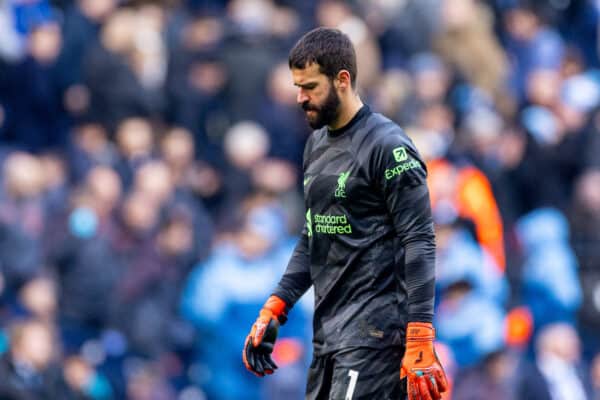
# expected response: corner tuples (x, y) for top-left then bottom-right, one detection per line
(263, 295), (288, 324)
(406, 322), (435, 342)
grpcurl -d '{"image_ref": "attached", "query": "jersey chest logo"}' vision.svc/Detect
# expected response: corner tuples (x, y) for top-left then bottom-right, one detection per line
(334, 171), (351, 198)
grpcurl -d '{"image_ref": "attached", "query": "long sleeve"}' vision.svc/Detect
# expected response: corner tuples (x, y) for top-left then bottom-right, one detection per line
(370, 131), (436, 323)
(272, 134), (316, 309)
(272, 228), (312, 308)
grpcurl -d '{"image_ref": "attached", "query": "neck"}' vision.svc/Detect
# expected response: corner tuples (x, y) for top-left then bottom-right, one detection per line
(329, 93), (363, 130)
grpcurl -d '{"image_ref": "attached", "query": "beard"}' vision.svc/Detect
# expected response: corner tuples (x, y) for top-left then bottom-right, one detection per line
(301, 83), (341, 129)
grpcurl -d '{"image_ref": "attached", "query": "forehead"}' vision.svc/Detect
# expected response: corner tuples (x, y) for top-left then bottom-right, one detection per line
(291, 62), (327, 84)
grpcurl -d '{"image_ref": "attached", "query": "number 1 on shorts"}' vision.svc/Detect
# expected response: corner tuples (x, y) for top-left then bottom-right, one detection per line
(345, 369), (359, 400)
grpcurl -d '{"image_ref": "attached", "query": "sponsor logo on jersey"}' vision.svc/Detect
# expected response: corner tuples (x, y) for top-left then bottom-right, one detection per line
(393, 146), (408, 162)
(385, 159), (421, 180)
(306, 210), (352, 235)
(335, 171), (350, 198)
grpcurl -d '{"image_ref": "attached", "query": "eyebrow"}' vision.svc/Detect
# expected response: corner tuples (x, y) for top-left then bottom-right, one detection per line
(294, 81), (319, 89)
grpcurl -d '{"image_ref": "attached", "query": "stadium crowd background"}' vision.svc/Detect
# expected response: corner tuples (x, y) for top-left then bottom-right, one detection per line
(1, 0), (600, 398)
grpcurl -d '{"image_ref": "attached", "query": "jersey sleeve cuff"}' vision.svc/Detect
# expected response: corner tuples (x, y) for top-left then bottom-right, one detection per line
(408, 313), (433, 323)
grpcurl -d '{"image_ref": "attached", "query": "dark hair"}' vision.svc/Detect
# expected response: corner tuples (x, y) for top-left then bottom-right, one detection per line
(288, 27), (357, 87)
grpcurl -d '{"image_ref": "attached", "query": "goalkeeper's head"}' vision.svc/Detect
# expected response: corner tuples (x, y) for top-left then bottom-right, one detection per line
(288, 27), (358, 130)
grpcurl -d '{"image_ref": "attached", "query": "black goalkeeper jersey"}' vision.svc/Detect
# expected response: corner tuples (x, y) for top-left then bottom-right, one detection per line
(273, 105), (436, 355)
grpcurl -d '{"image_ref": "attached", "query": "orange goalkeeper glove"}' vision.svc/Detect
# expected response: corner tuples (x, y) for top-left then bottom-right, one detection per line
(243, 295), (287, 377)
(400, 322), (449, 400)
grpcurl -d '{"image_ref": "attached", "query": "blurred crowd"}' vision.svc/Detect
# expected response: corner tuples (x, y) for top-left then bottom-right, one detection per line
(1, 0), (600, 399)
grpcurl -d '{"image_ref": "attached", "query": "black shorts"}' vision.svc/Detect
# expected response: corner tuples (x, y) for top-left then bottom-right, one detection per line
(305, 346), (407, 400)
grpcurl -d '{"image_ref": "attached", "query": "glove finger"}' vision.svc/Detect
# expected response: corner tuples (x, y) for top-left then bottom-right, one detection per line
(245, 345), (264, 377)
(257, 354), (275, 375)
(263, 354), (279, 373)
(253, 352), (268, 376)
(417, 374), (433, 400)
(434, 368), (449, 393)
(248, 347), (266, 377)
(407, 373), (421, 400)
(243, 337), (252, 370)
(426, 373), (441, 400)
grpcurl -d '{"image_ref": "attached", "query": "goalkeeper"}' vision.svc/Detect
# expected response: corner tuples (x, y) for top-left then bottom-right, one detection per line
(243, 27), (448, 400)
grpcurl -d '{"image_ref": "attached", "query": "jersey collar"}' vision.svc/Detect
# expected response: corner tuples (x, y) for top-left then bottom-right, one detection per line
(327, 105), (371, 138)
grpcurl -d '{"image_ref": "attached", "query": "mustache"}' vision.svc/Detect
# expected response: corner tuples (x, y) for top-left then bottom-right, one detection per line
(302, 101), (318, 111)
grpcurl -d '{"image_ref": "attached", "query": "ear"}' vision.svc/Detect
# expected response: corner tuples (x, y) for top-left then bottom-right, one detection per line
(335, 69), (352, 90)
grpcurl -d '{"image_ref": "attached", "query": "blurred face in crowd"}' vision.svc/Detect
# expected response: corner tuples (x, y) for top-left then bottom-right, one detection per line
(371, 69), (410, 118)
(158, 219), (193, 257)
(505, 8), (539, 40)
(40, 154), (67, 191)
(464, 108), (502, 158)
(188, 61), (227, 95)
(134, 161), (173, 206)
(236, 224), (272, 260)
(64, 356), (94, 393)
(228, 0), (273, 35)
(415, 68), (449, 103)
(316, 0), (351, 28)
(3, 152), (45, 199)
(497, 127), (527, 169)
(251, 159), (297, 194)
(101, 9), (136, 55)
(575, 170), (600, 214)
(116, 118), (154, 159)
(292, 62), (341, 129)
(11, 321), (54, 370)
(123, 192), (159, 234)
(87, 166), (122, 216)
(19, 277), (57, 321)
(442, 0), (477, 29)
(75, 123), (109, 155)
(29, 23), (62, 64)
(78, 0), (117, 22)
(418, 103), (454, 134)
(224, 122), (270, 169)
(268, 63), (297, 106)
(182, 17), (224, 51)
(526, 69), (561, 107)
(161, 128), (194, 171)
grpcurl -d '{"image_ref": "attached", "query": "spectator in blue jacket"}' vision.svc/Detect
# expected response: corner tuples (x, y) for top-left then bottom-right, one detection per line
(181, 199), (312, 400)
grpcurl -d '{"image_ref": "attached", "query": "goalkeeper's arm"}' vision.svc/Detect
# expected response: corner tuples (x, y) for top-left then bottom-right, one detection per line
(243, 231), (312, 376)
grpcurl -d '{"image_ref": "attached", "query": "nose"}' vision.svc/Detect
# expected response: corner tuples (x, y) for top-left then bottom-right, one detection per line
(297, 89), (309, 105)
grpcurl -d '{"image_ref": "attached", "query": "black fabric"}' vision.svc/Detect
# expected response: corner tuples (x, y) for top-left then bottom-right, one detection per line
(327, 105), (370, 138)
(305, 346), (407, 400)
(0, 355), (75, 400)
(273, 107), (436, 355)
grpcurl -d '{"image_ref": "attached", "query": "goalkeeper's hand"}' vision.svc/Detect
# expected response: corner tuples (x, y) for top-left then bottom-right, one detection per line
(400, 322), (449, 400)
(243, 295), (287, 377)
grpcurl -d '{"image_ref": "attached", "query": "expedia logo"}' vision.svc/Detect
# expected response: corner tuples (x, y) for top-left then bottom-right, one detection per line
(393, 146), (408, 162)
(385, 159), (421, 180)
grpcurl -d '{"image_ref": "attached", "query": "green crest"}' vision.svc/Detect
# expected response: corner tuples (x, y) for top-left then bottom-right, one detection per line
(335, 171), (350, 198)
